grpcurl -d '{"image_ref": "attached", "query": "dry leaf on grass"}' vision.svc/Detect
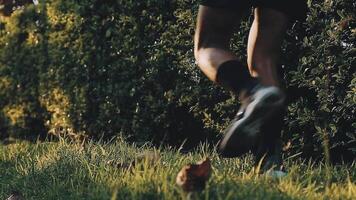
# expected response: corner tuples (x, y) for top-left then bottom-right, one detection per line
(6, 191), (24, 200)
(176, 158), (212, 192)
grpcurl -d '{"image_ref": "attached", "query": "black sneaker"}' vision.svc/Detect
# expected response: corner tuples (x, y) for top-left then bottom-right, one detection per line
(218, 85), (285, 157)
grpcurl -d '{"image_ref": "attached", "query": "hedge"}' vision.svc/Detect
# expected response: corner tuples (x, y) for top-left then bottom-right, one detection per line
(0, 0), (354, 162)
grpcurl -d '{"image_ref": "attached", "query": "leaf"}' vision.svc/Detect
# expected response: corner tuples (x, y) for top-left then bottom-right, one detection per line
(176, 158), (211, 192)
(6, 191), (24, 200)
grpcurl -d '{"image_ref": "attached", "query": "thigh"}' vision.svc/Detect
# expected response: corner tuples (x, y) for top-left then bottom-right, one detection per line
(194, 3), (248, 50)
(254, 0), (308, 21)
(200, 0), (251, 10)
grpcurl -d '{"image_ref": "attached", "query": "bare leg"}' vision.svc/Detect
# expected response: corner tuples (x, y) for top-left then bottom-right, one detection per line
(194, 6), (245, 82)
(247, 8), (289, 87)
(247, 8), (290, 170)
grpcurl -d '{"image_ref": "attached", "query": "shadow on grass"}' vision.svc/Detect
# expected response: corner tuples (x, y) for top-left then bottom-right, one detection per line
(0, 156), (305, 200)
(1, 162), (298, 200)
(0, 157), (110, 200)
(202, 179), (298, 200)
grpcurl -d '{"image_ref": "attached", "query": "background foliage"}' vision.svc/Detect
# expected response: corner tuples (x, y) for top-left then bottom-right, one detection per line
(0, 0), (354, 162)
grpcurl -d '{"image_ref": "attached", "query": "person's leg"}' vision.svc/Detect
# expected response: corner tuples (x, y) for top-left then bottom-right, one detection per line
(247, 8), (289, 87)
(246, 7), (290, 172)
(195, 4), (287, 158)
(218, 7), (288, 157)
(194, 5), (255, 94)
(194, 6), (238, 81)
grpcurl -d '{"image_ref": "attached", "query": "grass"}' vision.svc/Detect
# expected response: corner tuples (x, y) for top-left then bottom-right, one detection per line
(0, 138), (355, 200)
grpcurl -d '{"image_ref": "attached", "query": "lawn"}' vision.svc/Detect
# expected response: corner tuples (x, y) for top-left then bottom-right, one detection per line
(0, 138), (355, 200)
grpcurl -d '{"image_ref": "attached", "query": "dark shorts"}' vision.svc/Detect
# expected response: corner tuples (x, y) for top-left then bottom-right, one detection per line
(200, 0), (308, 21)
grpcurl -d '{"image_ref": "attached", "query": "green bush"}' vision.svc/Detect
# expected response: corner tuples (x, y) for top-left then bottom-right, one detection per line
(0, 0), (354, 161)
(284, 0), (356, 162)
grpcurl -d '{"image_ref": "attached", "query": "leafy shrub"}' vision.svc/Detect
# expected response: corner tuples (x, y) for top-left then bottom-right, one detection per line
(284, 0), (355, 162)
(0, 0), (354, 161)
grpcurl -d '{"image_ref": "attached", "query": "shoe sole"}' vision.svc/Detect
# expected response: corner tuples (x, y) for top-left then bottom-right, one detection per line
(218, 87), (285, 158)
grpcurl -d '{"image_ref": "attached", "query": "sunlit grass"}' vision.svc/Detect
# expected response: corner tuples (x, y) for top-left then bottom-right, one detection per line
(0, 139), (355, 200)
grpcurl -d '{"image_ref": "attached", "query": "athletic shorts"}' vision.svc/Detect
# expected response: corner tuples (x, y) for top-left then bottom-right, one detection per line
(200, 0), (308, 21)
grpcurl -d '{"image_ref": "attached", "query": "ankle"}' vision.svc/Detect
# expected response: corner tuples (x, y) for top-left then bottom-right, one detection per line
(216, 60), (258, 94)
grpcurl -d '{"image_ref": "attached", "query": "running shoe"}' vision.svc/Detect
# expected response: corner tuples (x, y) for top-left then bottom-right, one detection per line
(218, 85), (286, 157)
